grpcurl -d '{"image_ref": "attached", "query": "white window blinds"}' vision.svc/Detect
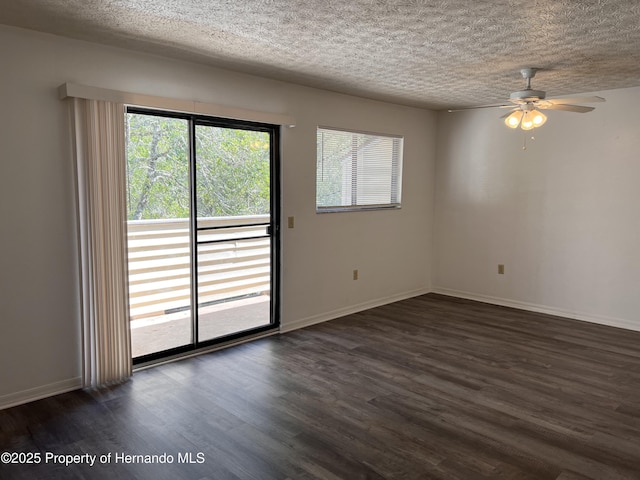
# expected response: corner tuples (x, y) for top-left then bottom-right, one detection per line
(316, 127), (403, 212)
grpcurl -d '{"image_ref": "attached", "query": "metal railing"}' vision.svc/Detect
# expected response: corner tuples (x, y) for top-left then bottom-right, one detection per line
(127, 215), (270, 320)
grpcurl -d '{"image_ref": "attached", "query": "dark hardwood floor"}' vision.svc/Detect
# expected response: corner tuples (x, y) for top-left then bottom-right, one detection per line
(2, 293), (640, 479)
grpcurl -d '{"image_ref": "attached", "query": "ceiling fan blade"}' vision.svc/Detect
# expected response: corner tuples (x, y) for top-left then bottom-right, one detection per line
(447, 104), (512, 112)
(546, 96), (605, 105)
(541, 104), (595, 113)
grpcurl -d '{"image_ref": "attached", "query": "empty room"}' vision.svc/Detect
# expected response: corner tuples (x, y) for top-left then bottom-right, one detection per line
(1, 1), (640, 479)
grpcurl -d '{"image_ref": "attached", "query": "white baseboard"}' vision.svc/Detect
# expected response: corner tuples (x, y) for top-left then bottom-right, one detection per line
(280, 288), (431, 333)
(0, 377), (82, 411)
(432, 286), (640, 332)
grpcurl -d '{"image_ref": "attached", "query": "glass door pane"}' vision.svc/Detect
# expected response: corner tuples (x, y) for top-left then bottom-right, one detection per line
(126, 112), (192, 358)
(195, 125), (273, 342)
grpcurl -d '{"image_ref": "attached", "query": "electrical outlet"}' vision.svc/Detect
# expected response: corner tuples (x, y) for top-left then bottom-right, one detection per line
(498, 264), (505, 275)
(353, 269), (358, 280)
(287, 216), (294, 228)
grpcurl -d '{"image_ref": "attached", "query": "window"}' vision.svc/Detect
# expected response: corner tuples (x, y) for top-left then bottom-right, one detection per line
(316, 127), (403, 212)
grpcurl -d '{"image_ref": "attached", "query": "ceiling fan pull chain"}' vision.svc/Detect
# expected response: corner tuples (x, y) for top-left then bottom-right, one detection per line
(522, 133), (536, 150)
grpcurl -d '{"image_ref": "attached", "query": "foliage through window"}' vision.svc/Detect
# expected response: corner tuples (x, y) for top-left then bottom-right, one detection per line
(125, 113), (271, 220)
(316, 127), (403, 212)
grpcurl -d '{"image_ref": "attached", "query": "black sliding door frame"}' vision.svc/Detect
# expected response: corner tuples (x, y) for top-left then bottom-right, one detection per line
(127, 106), (281, 365)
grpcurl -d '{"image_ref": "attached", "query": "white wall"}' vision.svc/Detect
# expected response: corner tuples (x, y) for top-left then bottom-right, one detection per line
(0, 25), (436, 407)
(434, 86), (640, 330)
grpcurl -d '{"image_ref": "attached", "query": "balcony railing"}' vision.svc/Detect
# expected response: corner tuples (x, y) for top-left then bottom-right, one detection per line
(127, 215), (270, 321)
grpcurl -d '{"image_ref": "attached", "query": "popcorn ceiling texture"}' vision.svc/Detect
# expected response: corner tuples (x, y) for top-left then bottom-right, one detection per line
(1, 0), (640, 109)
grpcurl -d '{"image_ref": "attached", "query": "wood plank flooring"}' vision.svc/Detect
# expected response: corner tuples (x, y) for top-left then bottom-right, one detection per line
(2, 293), (640, 479)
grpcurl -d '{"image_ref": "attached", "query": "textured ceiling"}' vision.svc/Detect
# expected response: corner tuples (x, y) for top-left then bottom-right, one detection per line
(2, 0), (640, 109)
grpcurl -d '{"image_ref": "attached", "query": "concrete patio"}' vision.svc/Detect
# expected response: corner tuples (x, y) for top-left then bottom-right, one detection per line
(130, 294), (271, 358)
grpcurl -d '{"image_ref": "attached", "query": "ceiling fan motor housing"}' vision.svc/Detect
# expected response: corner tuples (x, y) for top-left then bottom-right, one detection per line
(510, 89), (546, 102)
(511, 67), (546, 102)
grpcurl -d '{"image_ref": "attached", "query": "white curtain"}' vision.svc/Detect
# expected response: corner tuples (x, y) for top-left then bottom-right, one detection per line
(70, 98), (132, 388)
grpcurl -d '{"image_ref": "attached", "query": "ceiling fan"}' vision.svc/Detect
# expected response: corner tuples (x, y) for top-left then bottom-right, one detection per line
(449, 68), (605, 130)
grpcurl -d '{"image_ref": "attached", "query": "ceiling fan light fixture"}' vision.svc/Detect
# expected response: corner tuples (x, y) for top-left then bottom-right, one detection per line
(531, 109), (547, 127)
(520, 112), (535, 130)
(504, 108), (546, 131)
(505, 110), (523, 128)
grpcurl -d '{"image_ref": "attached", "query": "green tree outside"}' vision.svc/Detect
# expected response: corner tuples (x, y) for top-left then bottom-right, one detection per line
(125, 113), (271, 220)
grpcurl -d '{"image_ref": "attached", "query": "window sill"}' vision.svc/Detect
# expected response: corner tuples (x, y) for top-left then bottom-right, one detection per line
(316, 204), (401, 214)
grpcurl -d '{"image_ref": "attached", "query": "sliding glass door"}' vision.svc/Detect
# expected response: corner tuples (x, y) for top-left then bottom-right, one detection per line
(194, 123), (273, 342)
(125, 109), (279, 362)
(126, 113), (192, 357)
